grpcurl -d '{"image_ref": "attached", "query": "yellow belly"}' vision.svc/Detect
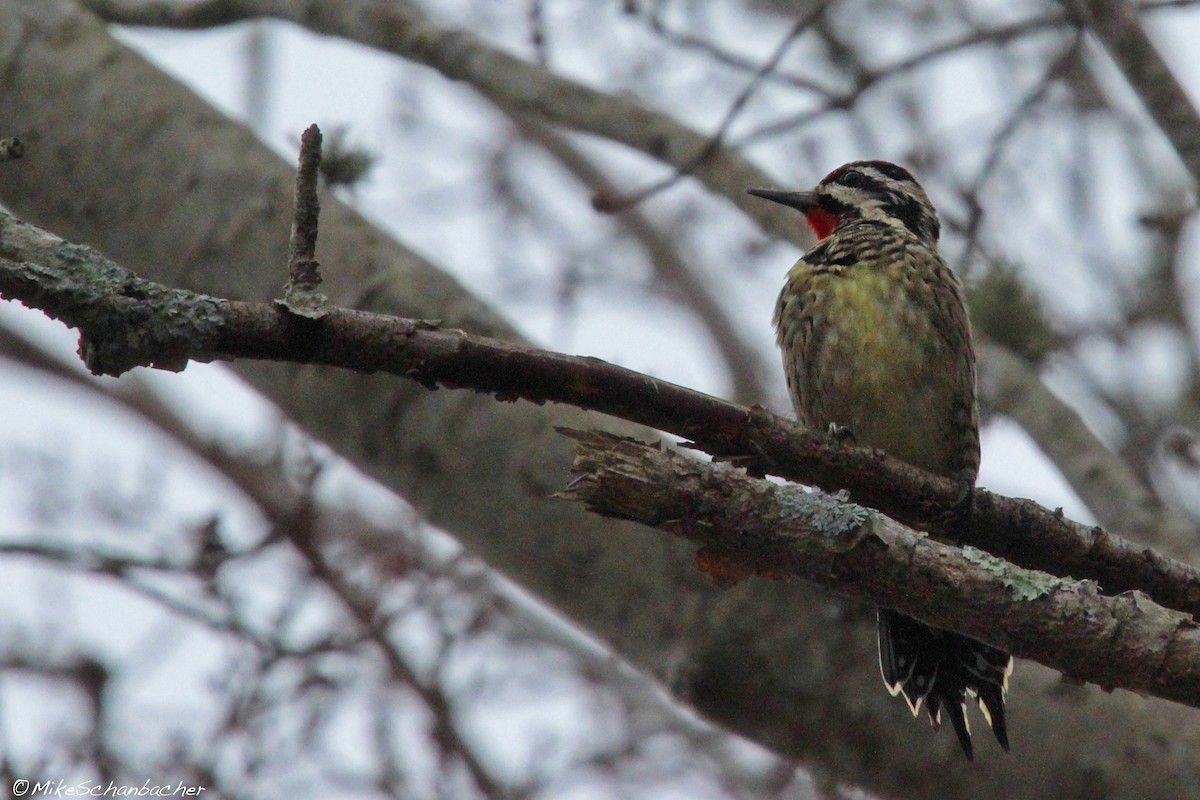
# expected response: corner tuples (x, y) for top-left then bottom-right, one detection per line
(779, 266), (965, 478)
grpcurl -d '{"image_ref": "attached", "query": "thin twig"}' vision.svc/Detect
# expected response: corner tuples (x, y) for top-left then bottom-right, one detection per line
(956, 32), (1085, 272)
(602, 2), (830, 210)
(280, 123), (328, 317)
(514, 116), (771, 403)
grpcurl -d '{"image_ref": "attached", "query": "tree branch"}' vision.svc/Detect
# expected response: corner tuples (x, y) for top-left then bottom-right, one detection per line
(560, 429), (1200, 710)
(2, 204), (1199, 630)
(80, 0), (810, 246)
(510, 116), (773, 405)
(979, 343), (1197, 550)
(1068, 0), (1200, 183)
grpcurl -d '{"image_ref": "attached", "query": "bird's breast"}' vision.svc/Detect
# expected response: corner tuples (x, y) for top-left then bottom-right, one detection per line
(775, 257), (970, 477)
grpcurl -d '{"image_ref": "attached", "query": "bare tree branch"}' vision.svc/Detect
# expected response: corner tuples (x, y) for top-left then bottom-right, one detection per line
(512, 117), (773, 404)
(0, 302), (825, 800)
(79, 0), (810, 246)
(280, 123), (328, 318)
(979, 343), (1197, 551)
(561, 429), (1200, 710)
(1069, 0), (1200, 183)
(3, 204), (1199, 633)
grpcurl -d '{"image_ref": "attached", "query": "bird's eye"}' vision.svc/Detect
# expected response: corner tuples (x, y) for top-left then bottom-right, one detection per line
(838, 169), (867, 188)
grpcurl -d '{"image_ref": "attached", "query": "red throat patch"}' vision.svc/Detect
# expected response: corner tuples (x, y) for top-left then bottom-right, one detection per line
(804, 207), (839, 239)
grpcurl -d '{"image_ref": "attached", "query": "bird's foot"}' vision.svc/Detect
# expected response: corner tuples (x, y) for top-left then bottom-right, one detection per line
(827, 422), (856, 446)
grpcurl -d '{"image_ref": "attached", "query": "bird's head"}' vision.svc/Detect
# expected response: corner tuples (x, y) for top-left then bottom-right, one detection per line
(748, 160), (940, 246)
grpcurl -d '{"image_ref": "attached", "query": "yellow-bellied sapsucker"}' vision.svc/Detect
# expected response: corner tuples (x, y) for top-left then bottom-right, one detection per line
(749, 161), (1012, 760)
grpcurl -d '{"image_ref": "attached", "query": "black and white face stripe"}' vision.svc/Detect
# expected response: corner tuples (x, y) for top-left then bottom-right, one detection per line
(817, 161), (940, 244)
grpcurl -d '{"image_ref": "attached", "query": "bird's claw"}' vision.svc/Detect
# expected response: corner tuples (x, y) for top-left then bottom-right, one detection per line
(827, 422), (856, 446)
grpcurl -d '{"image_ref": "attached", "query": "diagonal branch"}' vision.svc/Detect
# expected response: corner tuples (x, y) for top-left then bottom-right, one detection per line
(2, 204), (1200, 629)
(80, 0), (809, 246)
(1067, 0), (1200, 183)
(979, 343), (1197, 549)
(560, 430), (1200, 710)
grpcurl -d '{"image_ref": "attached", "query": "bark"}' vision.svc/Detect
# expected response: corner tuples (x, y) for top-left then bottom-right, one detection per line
(2, 3), (1199, 798)
(563, 430), (1200, 709)
(4, 214), (1200, 628)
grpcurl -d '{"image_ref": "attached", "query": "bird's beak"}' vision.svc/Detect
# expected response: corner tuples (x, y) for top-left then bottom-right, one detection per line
(747, 188), (819, 212)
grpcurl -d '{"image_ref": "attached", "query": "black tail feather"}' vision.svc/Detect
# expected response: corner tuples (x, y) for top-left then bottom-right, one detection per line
(878, 609), (1011, 760)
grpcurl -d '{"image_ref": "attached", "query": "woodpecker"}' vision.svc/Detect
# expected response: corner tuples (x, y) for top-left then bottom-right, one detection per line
(748, 161), (1012, 761)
